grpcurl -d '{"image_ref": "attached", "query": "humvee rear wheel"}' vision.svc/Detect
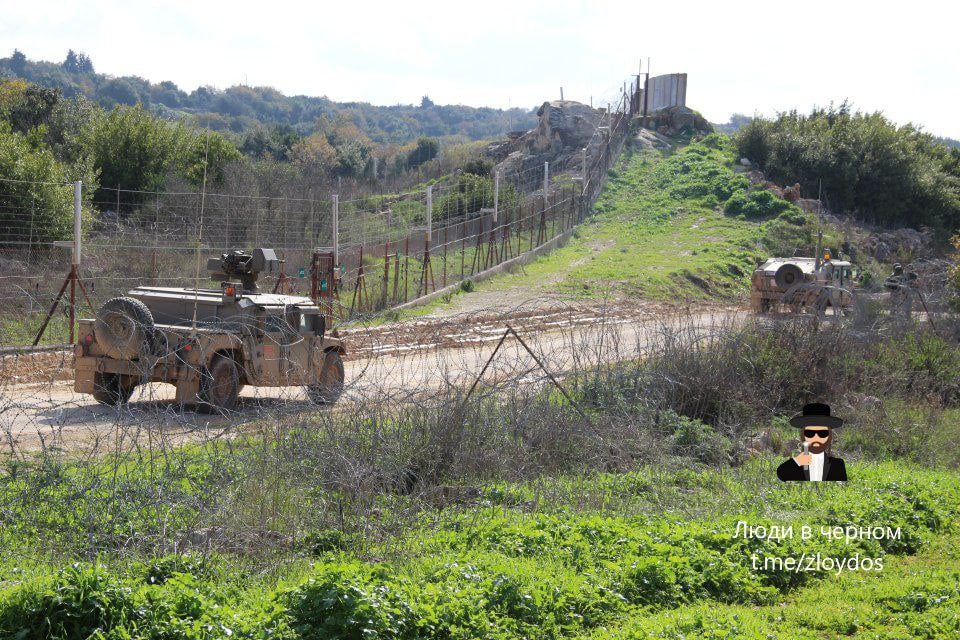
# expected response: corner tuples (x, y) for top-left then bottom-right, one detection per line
(92, 372), (136, 406)
(308, 351), (345, 405)
(198, 355), (240, 413)
(94, 297), (154, 360)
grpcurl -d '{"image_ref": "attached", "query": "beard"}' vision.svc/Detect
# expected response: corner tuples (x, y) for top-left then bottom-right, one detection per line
(808, 440), (829, 454)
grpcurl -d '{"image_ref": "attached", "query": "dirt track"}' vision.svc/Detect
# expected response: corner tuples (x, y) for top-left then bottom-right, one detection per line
(1, 301), (745, 451)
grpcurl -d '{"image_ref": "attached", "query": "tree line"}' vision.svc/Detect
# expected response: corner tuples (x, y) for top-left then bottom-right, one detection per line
(735, 103), (960, 232)
(0, 72), (512, 244)
(0, 50), (536, 144)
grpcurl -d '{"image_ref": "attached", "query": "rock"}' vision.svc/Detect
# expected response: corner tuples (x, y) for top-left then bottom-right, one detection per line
(782, 183), (802, 202)
(745, 429), (773, 456)
(646, 106), (713, 135)
(635, 128), (673, 150)
(763, 182), (784, 199)
(739, 157), (752, 166)
(490, 99), (605, 190)
(746, 170), (766, 185)
(865, 227), (933, 262)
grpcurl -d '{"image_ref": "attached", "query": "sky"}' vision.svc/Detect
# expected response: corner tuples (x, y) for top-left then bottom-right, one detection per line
(3, 0), (959, 138)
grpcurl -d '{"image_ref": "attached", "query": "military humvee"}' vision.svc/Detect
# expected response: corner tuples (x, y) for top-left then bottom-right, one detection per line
(751, 253), (855, 315)
(74, 248), (345, 412)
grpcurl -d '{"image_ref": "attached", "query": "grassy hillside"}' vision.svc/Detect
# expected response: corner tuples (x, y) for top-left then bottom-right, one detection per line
(427, 133), (826, 307)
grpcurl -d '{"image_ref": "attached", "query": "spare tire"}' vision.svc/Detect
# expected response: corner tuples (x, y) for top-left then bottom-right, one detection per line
(94, 296), (154, 359)
(774, 263), (804, 289)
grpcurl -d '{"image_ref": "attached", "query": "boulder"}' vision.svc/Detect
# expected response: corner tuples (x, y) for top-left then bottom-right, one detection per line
(646, 106), (713, 135)
(491, 100), (605, 190)
(865, 227), (933, 262)
(782, 183), (802, 202)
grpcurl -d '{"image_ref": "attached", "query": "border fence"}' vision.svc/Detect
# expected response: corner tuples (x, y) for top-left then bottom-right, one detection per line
(0, 76), (644, 348)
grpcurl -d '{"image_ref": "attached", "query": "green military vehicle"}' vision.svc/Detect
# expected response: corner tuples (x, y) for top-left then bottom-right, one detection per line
(74, 248), (345, 412)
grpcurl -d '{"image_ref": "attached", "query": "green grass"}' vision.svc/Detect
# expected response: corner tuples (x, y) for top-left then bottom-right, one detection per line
(577, 532), (960, 639)
(405, 133), (823, 315)
(1, 459), (958, 639)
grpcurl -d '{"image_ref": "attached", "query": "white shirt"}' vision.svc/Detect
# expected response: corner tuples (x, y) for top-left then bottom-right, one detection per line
(809, 452), (825, 481)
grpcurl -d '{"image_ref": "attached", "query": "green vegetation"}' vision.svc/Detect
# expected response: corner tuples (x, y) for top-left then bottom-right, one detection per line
(0, 50), (536, 144)
(443, 133), (820, 302)
(0, 461), (956, 639)
(736, 103), (960, 231)
(2, 312), (959, 637)
(0, 120), (95, 243)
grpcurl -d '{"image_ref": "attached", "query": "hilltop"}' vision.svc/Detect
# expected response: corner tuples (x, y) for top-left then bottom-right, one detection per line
(0, 49), (537, 144)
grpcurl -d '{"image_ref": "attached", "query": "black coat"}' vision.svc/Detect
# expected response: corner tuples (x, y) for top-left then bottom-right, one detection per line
(777, 456), (847, 481)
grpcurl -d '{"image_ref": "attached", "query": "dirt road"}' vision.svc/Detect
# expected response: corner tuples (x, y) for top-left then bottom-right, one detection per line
(1, 301), (745, 450)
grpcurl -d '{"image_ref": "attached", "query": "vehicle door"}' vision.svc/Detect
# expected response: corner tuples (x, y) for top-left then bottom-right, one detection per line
(284, 307), (318, 385)
(260, 309), (298, 385)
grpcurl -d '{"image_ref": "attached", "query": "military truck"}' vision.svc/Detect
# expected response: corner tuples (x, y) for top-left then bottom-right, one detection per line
(74, 248), (345, 412)
(751, 252), (855, 315)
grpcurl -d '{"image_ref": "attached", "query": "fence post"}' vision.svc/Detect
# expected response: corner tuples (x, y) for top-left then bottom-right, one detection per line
(426, 185), (432, 240)
(581, 148), (587, 195)
(73, 181), (82, 266)
(493, 170), (500, 223)
(332, 194), (339, 268)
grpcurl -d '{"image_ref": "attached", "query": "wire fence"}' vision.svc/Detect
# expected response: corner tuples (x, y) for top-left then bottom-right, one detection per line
(0, 76), (643, 348)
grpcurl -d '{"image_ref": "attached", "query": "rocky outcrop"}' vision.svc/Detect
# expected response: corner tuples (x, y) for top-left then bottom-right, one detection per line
(489, 100), (604, 190)
(646, 106), (712, 136)
(865, 228), (934, 262)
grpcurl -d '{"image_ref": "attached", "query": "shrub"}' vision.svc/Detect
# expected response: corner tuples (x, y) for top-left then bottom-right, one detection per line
(723, 188), (793, 219)
(283, 562), (418, 640)
(734, 105), (960, 230)
(0, 563), (136, 639)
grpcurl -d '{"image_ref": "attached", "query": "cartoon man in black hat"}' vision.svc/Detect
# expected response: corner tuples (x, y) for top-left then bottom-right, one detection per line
(777, 403), (847, 481)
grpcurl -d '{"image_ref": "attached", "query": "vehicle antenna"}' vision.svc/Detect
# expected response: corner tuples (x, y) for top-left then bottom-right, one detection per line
(190, 133), (210, 338)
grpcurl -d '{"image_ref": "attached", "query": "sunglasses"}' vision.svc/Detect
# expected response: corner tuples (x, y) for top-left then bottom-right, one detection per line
(803, 429), (830, 439)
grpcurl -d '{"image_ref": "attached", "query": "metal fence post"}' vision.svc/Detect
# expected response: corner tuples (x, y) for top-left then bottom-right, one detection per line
(332, 194), (339, 268)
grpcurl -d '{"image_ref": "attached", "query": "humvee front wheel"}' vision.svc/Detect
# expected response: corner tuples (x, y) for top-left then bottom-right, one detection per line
(308, 351), (345, 405)
(92, 372), (136, 406)
(198, 355), (240, 413)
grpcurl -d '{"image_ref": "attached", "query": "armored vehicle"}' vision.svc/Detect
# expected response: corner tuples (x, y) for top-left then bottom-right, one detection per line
(751, 252), (855, 315)
(74, 249), (345, 411)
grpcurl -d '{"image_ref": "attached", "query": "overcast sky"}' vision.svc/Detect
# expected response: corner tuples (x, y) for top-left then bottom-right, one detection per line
(4, 0), (959, 138)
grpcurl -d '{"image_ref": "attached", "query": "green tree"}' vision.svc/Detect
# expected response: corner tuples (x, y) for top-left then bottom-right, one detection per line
(85, 104), (178, 210)
(10, 49), (26, 75)
(100, 78), (141, 107)
(405, 136), (438, 170)
(76, 52), (94, 74)
(62, 49), (80, 73)
(736, 105), (960, 231)
(0, 81), (60, 134)
(176, 129), (242, 186)
(0, 121), (96, 243)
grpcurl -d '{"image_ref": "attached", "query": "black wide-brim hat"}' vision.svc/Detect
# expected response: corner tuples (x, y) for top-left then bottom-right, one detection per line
(790, 402), (843, 429)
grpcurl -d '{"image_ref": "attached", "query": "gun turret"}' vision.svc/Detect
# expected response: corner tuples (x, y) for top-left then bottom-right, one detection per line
(207, 248), (280, 292)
